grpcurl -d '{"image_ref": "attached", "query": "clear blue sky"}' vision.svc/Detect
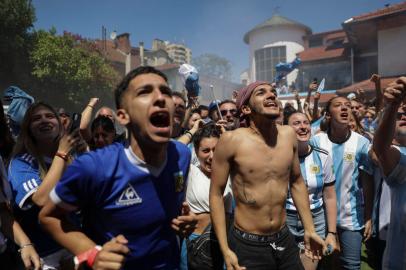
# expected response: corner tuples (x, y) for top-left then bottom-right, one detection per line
(32, 0), (403, 82)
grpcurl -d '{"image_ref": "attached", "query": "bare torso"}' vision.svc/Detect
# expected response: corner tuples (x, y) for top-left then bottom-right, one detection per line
(228, 126), (296, 235)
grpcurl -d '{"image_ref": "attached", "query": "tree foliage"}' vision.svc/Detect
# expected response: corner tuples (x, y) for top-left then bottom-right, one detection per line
(29, 30), (120, 110)
(192, 53), (232, 81)
(0, 0), (120, 111)
(0, 0), (35, 81)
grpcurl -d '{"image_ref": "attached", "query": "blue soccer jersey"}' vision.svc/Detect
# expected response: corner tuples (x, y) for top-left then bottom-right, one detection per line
(51, 141), (191, 269)
(311, 131), (372, 231)
(286, 146), (335, 211)
(7, 154), (62, 256)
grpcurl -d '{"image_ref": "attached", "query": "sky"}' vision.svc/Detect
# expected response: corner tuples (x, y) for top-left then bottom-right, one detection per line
(32, 0), (403, 82)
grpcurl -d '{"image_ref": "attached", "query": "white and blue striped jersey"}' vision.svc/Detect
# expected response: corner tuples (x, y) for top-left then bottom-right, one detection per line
(310, 131), (372, 231)
(286, 145), (335, 211)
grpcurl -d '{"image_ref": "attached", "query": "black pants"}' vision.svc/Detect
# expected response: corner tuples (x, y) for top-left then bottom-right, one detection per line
(228, 224), (304, 270)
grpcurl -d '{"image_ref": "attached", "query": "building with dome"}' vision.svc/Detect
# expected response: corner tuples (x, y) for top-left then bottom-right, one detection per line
(243, 14), (311, 86)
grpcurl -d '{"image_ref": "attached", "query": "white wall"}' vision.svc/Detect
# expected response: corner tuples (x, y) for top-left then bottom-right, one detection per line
(248, 25), (306, 85)
(378, 25), (406, 77)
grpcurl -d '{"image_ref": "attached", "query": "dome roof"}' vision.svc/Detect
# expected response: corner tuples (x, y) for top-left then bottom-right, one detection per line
(243, 14), (312, 44)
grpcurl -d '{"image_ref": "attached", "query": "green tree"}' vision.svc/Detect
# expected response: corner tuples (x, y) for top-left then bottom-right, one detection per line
(192, 53), (232, 81)
(29, 30), (120, 110)
(0, 0), (35, 86)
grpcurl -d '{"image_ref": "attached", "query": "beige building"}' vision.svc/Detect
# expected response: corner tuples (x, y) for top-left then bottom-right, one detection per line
(166, 43), (192, 64)
(151, 39), (192, 65)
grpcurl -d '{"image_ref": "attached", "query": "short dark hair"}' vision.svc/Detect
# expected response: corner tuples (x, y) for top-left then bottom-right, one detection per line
(114, 66), (168, 109)
(325, 96), (346, 115)
(91, 115), (116, 134)
(283, 105), (298, 125)
(198, 105), (209, 111)
(219, 99), (236, 108)
(193, 123), (221, 151)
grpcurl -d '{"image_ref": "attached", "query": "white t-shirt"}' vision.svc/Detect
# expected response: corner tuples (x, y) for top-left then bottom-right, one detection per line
(186, 164), (233, 214)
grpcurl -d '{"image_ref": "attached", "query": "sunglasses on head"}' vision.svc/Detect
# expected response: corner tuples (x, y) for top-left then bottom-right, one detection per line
(220, 109), (237, 117)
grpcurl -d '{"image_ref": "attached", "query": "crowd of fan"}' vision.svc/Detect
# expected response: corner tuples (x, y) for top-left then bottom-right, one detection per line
(0, 66), (405, 270)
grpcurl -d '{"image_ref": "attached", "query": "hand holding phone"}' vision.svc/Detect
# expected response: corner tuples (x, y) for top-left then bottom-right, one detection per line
(69, 113), (81, 133)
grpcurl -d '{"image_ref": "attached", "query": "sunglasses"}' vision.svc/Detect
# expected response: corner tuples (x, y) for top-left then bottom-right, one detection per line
(397, 112), (406, 120)
(220, 109), (237, 117)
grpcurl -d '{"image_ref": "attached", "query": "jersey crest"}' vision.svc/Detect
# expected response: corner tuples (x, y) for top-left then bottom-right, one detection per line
(343, 152), (355, 162)
(116, 183), (142, 206)
(310, 164), (320, 174)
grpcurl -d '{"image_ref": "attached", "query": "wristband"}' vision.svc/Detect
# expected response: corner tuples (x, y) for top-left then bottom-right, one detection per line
(184, 130), (193, 138)
(87, 104), (94, 108)
(87, 245), (102, 268)
(18, 243), (34, 253)
(55, 151), (68, 161)
(327, 231), (337, 235)
(74, 245), (102, 270)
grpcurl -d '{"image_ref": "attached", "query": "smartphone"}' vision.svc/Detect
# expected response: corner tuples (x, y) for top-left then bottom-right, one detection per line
(69, 113), (81, 133)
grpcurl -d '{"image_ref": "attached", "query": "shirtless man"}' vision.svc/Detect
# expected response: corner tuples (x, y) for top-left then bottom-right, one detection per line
(209, 81), (326, 270)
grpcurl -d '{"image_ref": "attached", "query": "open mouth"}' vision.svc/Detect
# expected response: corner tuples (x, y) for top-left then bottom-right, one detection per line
(264, 101), (278, 108)
(150, 111), (170, 128)
(340, 112), (349, 118)
(399, 121), (406, 127)
(205, 162), (212, 171)
(39, 124), (54, 132)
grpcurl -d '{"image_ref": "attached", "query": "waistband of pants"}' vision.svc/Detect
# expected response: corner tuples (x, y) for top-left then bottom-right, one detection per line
(232, 224), (289, 243)
(286, 205), (323, 215)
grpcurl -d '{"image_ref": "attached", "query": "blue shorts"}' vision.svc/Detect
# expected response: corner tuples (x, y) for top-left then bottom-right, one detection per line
(286, 206), (326, 249)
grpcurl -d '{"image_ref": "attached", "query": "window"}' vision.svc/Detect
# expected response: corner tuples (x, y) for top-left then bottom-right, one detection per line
(255, 46), (286, 82)
(308, 37), (323, 48)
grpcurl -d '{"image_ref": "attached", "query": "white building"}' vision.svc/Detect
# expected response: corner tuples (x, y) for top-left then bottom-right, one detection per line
(243, 14), (312, 86)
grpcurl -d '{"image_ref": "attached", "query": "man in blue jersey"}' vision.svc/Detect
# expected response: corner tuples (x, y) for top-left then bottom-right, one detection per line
(39, 66), (195, 270)
(373, 77), (406, 270)
(310, 96), (374, 270)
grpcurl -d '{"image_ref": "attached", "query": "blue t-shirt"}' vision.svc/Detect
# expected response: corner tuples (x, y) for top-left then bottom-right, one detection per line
(7, 154), (62, 257)
(51, 141), (191, 269)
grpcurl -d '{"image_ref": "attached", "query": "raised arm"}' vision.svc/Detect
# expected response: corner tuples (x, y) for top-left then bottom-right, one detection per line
(373, 77), (406, 175)
(31, 131), (79, 207)
(79, 98), (99, 142)
(305, 82), (317, 104)
(312, 92), (321, 121)
(370, 74), (383, 115)
(294, 90), (303, 113)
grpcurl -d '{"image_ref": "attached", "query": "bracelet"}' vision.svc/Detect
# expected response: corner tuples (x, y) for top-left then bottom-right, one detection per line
(327, 231), (337, 235)
(184, 130), (193, 138)
(87, 104), (94, 108)
(55, 151), (68, 161)
(18, 243), (34, 253)
(73, 245), (102, 270)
